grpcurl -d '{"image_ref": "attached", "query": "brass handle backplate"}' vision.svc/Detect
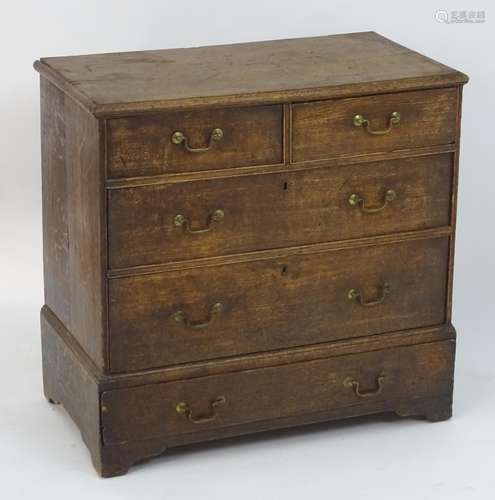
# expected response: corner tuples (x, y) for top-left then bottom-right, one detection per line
(348, 283), (391, 307)
(171, 127), (224, 153)
(171, 302), (224, 330)
(174, 209), (224, 234)
(176, 396), (226, 424)
(348, 189), (397, 213)
(353, 111), (401, 135)
(344, 374), (385, 398)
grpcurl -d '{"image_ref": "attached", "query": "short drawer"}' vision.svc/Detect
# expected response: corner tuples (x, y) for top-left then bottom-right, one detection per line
(292, 88), (458, 162)
(101, 340), (454, 445)
(108, 154), (452, 269)
(108, 237), (448, 372)
(107, 105), (283, 178)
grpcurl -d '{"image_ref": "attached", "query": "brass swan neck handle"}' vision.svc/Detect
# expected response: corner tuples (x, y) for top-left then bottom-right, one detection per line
(176, 396), (226, 424)
(173, 209), (225, 234)
(348, 283), (392, 307)
(344, 374), (385, 398)
(171, 128), (224, 153)
(348, 189), (397, 214)
(171, 302), (224, 330)
(353, 111), (401, 135)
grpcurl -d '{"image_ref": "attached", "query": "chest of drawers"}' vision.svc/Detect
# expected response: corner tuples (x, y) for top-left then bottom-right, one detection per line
(35, 32), (468, 477)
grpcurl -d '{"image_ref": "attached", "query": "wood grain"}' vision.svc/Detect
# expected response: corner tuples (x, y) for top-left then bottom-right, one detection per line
(34, 32), (467, 117)
(101, 340), (455, 445)
(40, 78), (106, 369)
(41, 309), (455, 476)
(36, 33), (467, 476)
(107, 105), (283, 178)
(108, 154), (453, 268)
(108, 237), (449, 372)
(41, 310), (104, 474)
(42, 303), (455, 390)
(292, 88), (458, 162)
(106, 143), (457, 189)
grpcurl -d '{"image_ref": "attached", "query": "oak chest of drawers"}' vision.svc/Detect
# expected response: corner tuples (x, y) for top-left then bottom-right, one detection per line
(35, 32), (468, 477)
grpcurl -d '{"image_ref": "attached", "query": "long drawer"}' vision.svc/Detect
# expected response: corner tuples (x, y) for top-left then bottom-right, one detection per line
(108, 237), (449, 372)
(101, 340), (455, 445)
(292, 88), (458, 162)
(108, 154), (452, 269)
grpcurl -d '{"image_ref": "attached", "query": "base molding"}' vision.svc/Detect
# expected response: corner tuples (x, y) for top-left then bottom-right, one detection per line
(41, 307), (456, 477)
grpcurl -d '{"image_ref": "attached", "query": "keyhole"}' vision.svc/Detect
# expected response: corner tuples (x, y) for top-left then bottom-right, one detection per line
(281, 265), (288, 276)
(283, 181), (288, 191)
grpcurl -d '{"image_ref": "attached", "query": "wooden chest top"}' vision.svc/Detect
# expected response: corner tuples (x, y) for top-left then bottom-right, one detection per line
(34, 31), (468, 116)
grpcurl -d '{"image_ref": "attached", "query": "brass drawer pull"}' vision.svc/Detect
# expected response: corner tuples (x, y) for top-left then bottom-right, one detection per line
(171, 127), (224, 153)
(174, 209), (225, 234)
(171, 302), (224, 330)
(353, 111), (401, 135)
(344, 374), (385, 398)
(348, 283), (391, 307)
(348, 189), (397, 213)
(176, 396), (226, 424)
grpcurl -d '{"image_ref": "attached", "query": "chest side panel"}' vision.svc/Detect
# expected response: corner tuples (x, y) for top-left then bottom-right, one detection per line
(40, 78), (106, 369)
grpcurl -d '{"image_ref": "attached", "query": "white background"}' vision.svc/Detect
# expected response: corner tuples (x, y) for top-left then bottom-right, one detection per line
(1, 1), (494, 498)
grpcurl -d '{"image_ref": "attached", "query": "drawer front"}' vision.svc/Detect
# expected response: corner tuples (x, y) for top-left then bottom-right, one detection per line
(108, 154), (452, 269)
(107, 105), (283, 178)
(101, 341), (455, 445)
(108, 238), (448, 372)
(292, 89), (457, 162)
